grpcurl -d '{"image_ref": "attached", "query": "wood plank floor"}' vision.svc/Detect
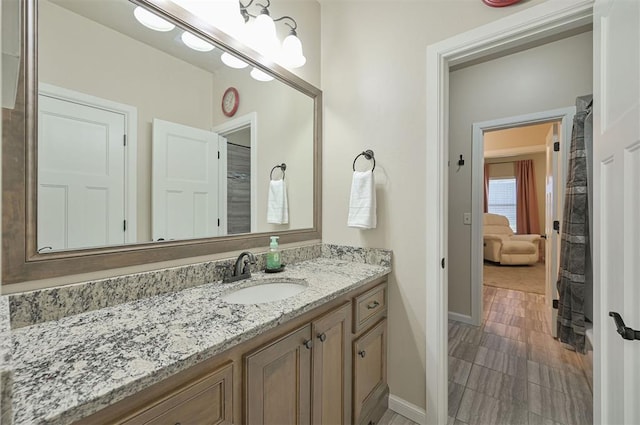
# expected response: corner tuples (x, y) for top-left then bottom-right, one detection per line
(448, 286), (593, 425)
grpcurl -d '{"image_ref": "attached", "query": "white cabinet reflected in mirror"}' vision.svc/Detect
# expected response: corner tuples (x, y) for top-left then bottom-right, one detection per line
(36, 0), (315, 252)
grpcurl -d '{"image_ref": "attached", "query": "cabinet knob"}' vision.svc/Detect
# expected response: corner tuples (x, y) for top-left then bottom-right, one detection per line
(367, 301), (380, 310)
(317, 333), (327, 342)
(358, 350), (366, 358)
(303, 339), (313, 349)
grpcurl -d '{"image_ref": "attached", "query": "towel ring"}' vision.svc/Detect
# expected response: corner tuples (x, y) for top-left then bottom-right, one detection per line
(353, 150), (375, 172)
(270, 163), (287, 180)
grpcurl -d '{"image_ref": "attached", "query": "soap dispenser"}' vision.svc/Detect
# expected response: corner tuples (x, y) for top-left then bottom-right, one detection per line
(266, 236), (282, 271)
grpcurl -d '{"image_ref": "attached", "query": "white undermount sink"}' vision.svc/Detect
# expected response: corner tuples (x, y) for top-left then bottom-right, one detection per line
(221, 278), (308, 305)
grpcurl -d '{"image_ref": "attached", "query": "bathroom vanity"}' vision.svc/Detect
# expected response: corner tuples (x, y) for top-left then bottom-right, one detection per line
(7, 251), (391, 425)
(77, 278), (387, 425)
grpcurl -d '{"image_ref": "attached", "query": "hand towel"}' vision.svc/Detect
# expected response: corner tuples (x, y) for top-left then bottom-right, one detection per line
(348, 170), (376, 229)
(267, 179), (289, 224)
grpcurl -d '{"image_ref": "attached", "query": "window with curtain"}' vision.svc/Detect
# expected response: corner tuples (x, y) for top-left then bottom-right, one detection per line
(488, 177), (517, 232)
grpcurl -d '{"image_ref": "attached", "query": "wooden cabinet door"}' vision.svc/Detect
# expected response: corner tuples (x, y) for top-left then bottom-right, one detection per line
(312, 302), (351, 425)
(352, 319), (387, 423)
(245, 325), (312, 425)
(123, 362), (233, 425)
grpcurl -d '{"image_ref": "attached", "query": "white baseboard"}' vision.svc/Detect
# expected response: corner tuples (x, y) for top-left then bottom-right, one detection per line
(388, 394), (426, 425)
(448, 311), (474, 325)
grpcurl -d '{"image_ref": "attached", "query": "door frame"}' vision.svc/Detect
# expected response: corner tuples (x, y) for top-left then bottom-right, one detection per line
(38, 83), (138, 243)
(468, 108), (575, 327)
(213, 112), (258, 233)
(424, 1), (594, 423)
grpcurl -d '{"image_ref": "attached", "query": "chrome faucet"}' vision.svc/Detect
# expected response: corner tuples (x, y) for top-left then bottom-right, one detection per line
(223, 251), (257, 283)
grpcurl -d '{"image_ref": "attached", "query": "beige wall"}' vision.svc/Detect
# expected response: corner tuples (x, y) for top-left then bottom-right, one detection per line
(39, 0), (316, 241)
(448, 32), (592, 317)
(320, 0), (552, 410)
(486, 152), (546, 234)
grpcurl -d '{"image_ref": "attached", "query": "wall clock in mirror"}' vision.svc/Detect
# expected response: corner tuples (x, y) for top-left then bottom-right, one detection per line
(222, 87), (240, 117)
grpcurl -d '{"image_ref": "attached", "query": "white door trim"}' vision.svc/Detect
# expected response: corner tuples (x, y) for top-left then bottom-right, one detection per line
(38, 83), (138, 243)
(213, 112), (258, 233)
(470, 108), (575, 328)
(425, 1), (593, 423)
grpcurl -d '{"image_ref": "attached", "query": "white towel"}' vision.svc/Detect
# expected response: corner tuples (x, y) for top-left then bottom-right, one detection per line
(267, 179), (289, 224)
(348, 170), (376, 229)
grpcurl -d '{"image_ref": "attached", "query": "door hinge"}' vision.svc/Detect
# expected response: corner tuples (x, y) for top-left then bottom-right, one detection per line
(553, 220), (560, 233)
(123, 219), (127, 231)
(123, 134), (127, 146)
(218, 151), (220, 159)
(553, 141), (560, 152)
(217, 218), (220, 227)
(552, 299), (559, 309)
(441, 258), (445, 269)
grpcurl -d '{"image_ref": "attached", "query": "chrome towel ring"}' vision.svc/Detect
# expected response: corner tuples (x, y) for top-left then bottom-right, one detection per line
(270, 163), (287, 180)
(353, 150), (375, 171)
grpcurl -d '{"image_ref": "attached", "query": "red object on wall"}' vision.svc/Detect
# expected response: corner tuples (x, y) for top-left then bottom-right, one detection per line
(482, 0), (522, 7)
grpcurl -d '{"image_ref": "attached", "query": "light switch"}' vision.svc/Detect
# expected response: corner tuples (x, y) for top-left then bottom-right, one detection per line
(463, 213), (472, 225)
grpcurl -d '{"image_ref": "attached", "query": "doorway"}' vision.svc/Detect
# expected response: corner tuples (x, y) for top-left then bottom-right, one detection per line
(425, 2), (595, 422)
(448, 111), (594, 424)
(469, 108), (575, 330)
(213, 112), (258, 234)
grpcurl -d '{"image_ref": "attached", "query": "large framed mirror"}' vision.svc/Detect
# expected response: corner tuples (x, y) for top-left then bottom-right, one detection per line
(2, 0), (322, 284)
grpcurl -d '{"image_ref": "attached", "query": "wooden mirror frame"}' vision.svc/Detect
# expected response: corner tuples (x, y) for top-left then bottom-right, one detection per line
(2, 0), (322, 285)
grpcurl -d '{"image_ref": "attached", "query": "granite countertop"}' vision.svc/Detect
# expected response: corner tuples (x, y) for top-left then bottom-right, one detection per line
(8, 257), (390, 424)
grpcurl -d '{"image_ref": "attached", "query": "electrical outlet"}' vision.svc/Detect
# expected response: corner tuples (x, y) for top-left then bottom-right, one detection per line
(463, 213), (472, 225)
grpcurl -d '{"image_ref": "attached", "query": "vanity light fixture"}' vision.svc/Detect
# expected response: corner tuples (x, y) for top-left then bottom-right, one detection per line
(133, 6), (175, 32)
(250, 67), (274, 82)
(245, 3), (280, 59)
(181, 31), (215, 52)
(221, 52), (249, 69)
(240, 0), (307, 70)
(280, 24), (306, 68)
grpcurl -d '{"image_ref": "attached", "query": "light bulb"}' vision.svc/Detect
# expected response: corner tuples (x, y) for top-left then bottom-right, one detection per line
(221, 52), (249, 69)
(280, 33), (306, 68)
(134, 6), (175, 32)
(248, 13), (280, 59)
(250, 67), (274, 82)
(181, 31), (215, 52)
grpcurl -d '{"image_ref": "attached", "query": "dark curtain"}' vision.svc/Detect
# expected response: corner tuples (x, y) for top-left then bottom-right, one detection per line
(557, 95), (592, 354)
(515, 159), (540, 234)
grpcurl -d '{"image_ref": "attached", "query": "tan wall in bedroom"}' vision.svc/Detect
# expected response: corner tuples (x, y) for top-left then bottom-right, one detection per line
(484, 122), (552, 152)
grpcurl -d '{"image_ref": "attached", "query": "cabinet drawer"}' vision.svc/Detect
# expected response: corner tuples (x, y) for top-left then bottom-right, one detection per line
(123, 363), (233, 425)
(353, 282), (387, 333)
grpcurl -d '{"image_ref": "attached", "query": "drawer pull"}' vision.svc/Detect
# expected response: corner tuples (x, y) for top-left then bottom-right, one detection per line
(367, 301), (380, 310)
(303, 339), (313, 349)
(358, 350), (366, 358)
(317, 333), (327, 342)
